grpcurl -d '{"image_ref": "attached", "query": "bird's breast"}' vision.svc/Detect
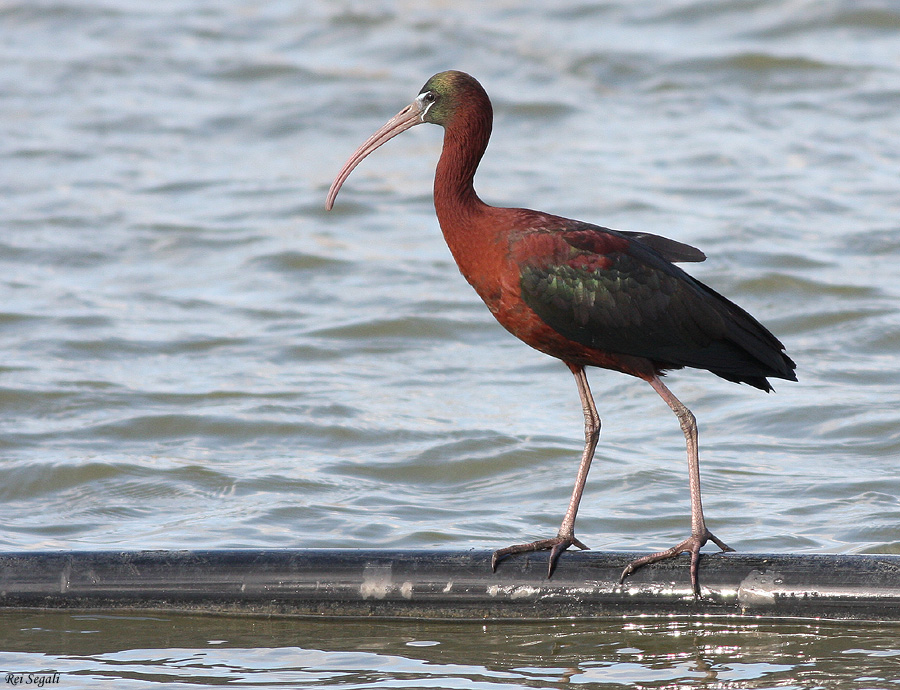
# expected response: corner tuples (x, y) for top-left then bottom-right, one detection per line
(439, 214), (655, 379)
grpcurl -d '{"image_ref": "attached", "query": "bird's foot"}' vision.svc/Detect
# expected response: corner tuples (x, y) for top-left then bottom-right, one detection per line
(491, 533), (590, 578)
(619, 530), (734, 596)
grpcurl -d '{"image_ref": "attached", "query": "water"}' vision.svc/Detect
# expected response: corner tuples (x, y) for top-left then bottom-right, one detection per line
(2, 0), (900, 685)
(1, 613), (899, 689)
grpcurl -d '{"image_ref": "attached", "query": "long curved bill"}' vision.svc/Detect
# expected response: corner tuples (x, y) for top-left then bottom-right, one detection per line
(325, 99), (426, 210)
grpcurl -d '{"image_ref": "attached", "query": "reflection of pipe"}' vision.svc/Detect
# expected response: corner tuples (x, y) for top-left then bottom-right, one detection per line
(2, 549), (898, 620)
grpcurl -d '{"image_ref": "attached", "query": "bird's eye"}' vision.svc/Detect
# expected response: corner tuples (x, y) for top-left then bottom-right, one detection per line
(423, 91), (436, 103)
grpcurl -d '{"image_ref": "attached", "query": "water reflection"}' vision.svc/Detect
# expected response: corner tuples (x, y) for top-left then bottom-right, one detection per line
(1, 613), (898, 687)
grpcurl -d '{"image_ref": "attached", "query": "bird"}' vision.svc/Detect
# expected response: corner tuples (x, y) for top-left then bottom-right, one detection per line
(325, 70), (796, 595)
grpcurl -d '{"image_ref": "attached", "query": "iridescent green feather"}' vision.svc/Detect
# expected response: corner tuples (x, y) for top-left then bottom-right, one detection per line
(517, 228), (793, 388)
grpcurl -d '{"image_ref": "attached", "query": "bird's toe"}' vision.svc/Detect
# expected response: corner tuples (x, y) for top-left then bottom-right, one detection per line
(492, 534), (589, 576)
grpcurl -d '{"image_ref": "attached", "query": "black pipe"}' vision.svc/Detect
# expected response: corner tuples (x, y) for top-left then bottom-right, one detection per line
(2, 549), (899, 621)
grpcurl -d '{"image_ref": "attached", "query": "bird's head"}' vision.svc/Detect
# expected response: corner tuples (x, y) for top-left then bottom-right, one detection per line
(325, 71), (488, 210)
(414, 70), (475, 126)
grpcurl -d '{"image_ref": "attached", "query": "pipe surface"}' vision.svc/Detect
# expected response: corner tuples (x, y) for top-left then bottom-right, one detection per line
(2, 549), (899, 621)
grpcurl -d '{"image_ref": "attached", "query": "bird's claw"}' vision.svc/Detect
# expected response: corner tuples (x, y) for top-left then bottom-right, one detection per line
(491, 534), (589, 577)
(619, 530), (734, 596)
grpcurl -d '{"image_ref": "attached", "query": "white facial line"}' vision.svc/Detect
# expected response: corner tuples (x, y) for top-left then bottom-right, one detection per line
(416, 92), (435, 121)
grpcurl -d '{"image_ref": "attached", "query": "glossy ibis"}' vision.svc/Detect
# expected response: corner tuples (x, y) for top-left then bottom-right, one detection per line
(325, 71), (796, 595)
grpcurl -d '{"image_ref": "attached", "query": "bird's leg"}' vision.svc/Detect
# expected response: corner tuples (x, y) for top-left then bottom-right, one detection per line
(620, 374), (734, 595)
(492, 363), (598, 577)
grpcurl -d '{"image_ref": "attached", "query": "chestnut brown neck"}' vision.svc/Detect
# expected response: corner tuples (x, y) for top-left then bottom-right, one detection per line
(432, 90), (493, 231)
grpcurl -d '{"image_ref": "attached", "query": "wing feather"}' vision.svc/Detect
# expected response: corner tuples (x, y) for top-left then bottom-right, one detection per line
(514, 223), (795, 388)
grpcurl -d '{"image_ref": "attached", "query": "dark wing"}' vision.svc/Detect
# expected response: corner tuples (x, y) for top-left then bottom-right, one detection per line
(616, 231), (706, 263)
(515, 223), (796, 390)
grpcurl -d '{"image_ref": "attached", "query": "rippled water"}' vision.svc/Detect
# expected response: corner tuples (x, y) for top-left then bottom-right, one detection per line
(3, 0), (900, 686)
(2, 613), (900, 689)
